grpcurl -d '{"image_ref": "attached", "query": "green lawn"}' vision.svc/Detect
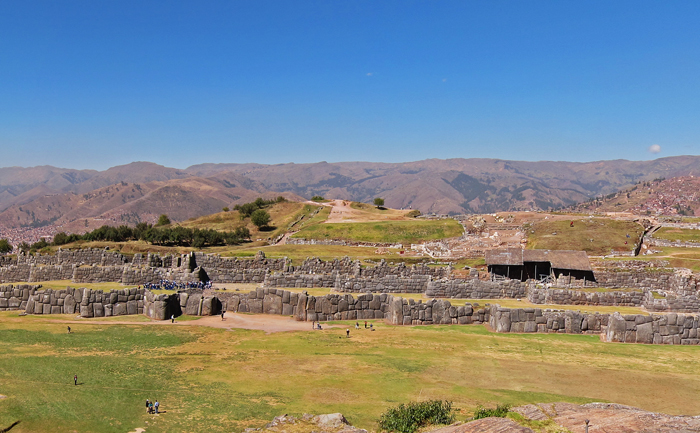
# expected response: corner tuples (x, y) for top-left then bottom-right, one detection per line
(653, 227), (700, 243)
(526, 218), (644, 255)
(1, 311), (700, 432)
(291, 220), (464, 245)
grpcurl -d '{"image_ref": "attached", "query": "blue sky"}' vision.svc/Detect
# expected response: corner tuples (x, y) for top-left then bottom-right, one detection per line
(1, 1), (699, 170)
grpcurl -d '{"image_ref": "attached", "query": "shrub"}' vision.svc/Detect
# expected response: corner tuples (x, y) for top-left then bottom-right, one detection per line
(156, 214), (171, 226)
(311, 195), (325, 201)
(0, 239), (12, 254)
(473, 404), (510, 420)
(378, 400), (454, 433)
(406, 210), (421, 218)
(251, 209), (271, 228)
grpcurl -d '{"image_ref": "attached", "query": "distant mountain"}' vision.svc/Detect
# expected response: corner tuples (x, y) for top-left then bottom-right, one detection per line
(571, 175), (700, 216)
(186, 156), (700, 214)
(0, 173), (301, 232)
(1, 156), (700, 231)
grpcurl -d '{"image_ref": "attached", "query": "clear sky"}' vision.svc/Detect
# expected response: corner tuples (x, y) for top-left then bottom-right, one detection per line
(1, 1), (699, 170)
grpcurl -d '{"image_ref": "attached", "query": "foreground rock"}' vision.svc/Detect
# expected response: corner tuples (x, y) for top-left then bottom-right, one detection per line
(430, 402), (700, 433)
(245, 413), (366, 433)
(429, 418), (534, 433)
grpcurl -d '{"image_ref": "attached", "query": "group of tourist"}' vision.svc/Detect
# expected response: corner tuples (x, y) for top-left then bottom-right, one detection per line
(145, 399), (160, 414)
(142, 280), (212, 291)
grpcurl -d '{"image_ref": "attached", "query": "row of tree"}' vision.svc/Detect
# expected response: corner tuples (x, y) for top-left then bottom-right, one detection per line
(6, 222), (252, 254)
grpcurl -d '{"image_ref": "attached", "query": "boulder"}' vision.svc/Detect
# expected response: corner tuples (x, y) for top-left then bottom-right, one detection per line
(313, 413), (349, 427)
(185, 294), (202, 316)
(606, 312), (627, 343)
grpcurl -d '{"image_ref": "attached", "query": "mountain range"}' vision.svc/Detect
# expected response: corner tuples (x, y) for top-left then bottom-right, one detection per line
(1, 156), (699, 230)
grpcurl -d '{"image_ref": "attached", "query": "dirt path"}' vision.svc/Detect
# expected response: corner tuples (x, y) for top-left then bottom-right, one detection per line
(49, 313), (337, 334)
(324, 199), (358, 223)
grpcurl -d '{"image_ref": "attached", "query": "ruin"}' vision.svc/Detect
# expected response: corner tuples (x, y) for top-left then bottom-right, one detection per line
(2, 247), (700, 345)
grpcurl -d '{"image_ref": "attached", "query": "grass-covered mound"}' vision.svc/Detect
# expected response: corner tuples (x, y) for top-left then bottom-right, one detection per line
(526, 218), (644, 255)
(291, 219), (463, 244)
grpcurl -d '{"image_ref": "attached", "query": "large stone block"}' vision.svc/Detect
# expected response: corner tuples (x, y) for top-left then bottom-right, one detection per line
(495, 310), (511, 333)
(80, 304), (94, 318)
(263, 294), (283, 315)
(127, 300), (138, 315)
(93, 303), (104, 317)
(606, 312), (627, 343)
(185, 294), (202, 315)
(113, 303), (127, 316)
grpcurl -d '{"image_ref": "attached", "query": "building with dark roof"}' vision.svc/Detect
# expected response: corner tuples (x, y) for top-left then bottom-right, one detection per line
(485, 248), (594, 283)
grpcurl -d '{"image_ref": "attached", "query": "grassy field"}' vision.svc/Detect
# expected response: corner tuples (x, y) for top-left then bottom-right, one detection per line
(291, 220), (463, 245)
(653, 227), (700, 243)
(1, 312), (699, 433)
(526, 218), (644, 255)
(346, 202), (416, 221)
(638, 246), (700, 272)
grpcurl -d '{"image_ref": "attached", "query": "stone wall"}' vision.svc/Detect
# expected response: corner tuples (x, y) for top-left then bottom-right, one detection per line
(527, 287), (645, 307)
(605, 312), (700, 345)
(0, 284), (39, 311)
(222, 288), (390, 322)
(425, 278), (527, 299)
(488, 305), (700, 345)
(264, 272), (338, 289)
(24, 287), (146, 317)
(385, 297), (491, 326)
(337, 275), (432, 293)
(12, 282), (700, 345)
(17, 249), (128, 266)
(593, 269), (682, 291)
(286, 237), (404, 249)
(489, 306), (608, 335)
(19, 286), (221, 320)
(0, 264), (73, 283)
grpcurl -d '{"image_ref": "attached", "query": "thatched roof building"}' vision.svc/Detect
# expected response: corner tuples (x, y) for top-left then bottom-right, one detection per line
(485, 248), (593, 282)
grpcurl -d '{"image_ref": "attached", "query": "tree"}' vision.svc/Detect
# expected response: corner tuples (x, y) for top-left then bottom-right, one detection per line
(238, 202), (259, 218)
(222, 207), (229, 212)
(251, 209), (271, 228)
(0, 239), (12, 254)
(156, 214), (171, 227)
(374, 198), (385, 208)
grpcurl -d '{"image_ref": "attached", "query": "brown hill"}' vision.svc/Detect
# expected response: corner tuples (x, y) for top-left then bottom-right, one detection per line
(3, 156), (700, 223)
(571, 175), (700, 216)
(187, 155), (700, 213)
(0, 174), (302, 231)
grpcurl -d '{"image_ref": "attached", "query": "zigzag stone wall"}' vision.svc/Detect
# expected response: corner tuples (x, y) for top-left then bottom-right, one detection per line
(8, 283), (700, 345)
(425, 278), (527, 299)
(24, 287), (146, 317)
(526, 287), (646, 307)
(0, 284), (40, 311)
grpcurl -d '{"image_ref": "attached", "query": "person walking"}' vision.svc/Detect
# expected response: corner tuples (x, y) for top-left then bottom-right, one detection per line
(73, 374), (77, 386)
(171, 314), (175, 323)
(154, 400), (159, 414)
(221, 311), (225, 321)
(346, 328), (350, 338)
(67, 326), (71, 334)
